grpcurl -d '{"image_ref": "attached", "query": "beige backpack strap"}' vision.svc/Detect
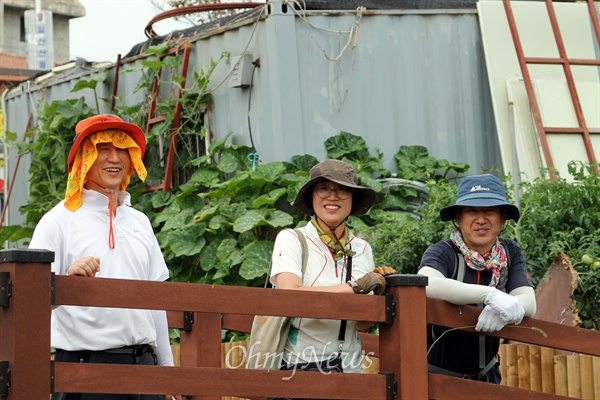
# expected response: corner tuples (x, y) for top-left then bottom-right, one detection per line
(294, 228), (309, 277)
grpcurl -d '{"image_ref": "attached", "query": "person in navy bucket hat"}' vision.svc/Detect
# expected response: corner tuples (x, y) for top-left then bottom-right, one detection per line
(418, 173), (536, 384)
(440, 174), (520, 223)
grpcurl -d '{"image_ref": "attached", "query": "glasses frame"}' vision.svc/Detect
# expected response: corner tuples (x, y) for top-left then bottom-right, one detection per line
(314, 185), (352, 200)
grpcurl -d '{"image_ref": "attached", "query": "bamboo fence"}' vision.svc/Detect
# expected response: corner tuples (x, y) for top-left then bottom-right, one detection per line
(498, 343), (600, 399)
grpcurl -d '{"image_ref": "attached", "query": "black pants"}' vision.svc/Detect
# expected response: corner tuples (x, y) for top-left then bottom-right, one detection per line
(52, 345), (163, 400)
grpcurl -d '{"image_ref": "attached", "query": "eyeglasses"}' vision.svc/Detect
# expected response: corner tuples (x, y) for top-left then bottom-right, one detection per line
(314, 185), (352, 200)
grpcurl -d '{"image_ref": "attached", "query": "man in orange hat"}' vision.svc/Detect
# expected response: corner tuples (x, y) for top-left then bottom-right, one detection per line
(29, 114), (180, 400)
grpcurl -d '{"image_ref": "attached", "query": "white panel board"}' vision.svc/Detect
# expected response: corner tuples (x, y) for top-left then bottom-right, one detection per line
(506, 78), (544, 181)
(478, 0), (599, 180)
(534, 79), (600, 179)
(534, 79), (600, 130)
(546, 134), (599, 179)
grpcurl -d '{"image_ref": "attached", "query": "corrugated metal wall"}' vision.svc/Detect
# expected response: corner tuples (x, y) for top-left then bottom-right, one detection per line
(188, 5), (500, 171)
(2, 3), (502, 229)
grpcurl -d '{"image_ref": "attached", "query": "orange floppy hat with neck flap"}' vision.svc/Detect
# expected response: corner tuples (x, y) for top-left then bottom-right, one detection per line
(64, 115), (148, 213)
(67, 114), (147, 171)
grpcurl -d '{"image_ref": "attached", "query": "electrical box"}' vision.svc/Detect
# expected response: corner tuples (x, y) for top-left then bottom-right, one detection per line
(229, 54), (254, 88)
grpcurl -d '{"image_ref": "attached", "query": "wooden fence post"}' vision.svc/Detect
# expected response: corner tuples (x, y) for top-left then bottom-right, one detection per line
(180, 311), (222, 400)
(378, 274), (428, 400)
(0, 249), (53, 399)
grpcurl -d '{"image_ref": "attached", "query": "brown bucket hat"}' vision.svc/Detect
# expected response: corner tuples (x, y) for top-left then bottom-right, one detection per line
(292, 159), (376, 216)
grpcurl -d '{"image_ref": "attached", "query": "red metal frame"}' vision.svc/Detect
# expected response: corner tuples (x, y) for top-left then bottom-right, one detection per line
(137, 3), (264, 192)
(502, 0), (600, 176)
(143, 43), (192, 193)
(102, 4), (263, 195)
(163, 42), (192, 192)
(144, 3), (264, 38)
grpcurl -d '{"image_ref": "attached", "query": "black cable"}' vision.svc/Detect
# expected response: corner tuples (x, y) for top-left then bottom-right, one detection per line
(247, 58), (260, 153)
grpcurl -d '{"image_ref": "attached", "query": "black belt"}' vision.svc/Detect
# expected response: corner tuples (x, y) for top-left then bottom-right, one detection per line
(99, 344), (152, 356)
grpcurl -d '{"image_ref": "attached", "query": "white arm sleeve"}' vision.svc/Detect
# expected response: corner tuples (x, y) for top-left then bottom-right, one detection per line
(419, 267), (537, 317)
(418, 266), (493, 304)
(509, 286), (536, 317)
(152, 309), (174, 366)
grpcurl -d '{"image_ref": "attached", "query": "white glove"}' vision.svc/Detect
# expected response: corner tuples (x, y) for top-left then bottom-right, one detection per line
(476, 306), (507, 332)
(484, 288), (525, 325)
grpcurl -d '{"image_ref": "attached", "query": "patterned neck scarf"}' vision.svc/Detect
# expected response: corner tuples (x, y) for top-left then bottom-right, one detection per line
(65, 130), (147, 211)
(450, 228), (507, 287)
(310, 215), (356, 260)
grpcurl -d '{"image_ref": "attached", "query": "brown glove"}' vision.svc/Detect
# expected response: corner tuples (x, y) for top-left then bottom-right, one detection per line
(347, 271), (386, 295)
(373, 266), (396, 275)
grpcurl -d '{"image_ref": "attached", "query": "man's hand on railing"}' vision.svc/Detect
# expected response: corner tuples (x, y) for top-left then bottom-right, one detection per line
(67, 256), (100, 277)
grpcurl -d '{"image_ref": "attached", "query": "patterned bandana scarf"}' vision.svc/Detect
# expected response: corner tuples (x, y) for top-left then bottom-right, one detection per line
(449, 228), (507, 287)
(64, 129), (147, 211)
(310, 215), (356, 260)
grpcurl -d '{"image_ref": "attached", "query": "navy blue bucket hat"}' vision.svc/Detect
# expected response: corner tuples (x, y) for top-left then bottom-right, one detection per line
(440, 173), (520, 222)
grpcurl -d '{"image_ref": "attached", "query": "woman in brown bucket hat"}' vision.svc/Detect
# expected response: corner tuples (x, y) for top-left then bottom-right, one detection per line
(267, 159), (395, 380)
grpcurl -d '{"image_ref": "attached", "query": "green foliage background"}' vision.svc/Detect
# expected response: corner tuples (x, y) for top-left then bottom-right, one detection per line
(3, 45), (599, 331)
(516, 163), (600, 329)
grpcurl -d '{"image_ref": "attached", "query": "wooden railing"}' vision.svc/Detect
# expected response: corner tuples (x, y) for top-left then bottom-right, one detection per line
(0, 249), (598, 399)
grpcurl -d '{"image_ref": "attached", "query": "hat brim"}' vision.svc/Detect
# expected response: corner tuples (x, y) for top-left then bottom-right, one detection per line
(440, 200), (520, 222)
(292, 176), (376, 216)
(67, 121), (146, 170)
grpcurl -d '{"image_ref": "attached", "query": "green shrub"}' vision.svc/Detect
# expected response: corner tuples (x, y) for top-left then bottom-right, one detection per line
(516, 162), (600, 329)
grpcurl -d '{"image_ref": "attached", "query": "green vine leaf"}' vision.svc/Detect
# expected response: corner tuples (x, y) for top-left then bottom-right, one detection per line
(168, 231), (206, 257)
(267, 211), (294, 228)
(233, 211), (267, 233)
(239, 241), (275, 280)
(253, 188), (287, 208)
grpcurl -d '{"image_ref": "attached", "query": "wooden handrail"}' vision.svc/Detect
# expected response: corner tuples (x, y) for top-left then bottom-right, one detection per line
(426, 298), (600, 356)
(53, 275), (388, 322)
(1, 250), (598, 399)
